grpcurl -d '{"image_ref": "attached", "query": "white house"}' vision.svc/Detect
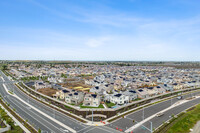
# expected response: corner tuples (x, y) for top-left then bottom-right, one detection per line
(65, 91), (84, 105)
(110, 93), (129, 105)
(83, 94), (101, 107)
(122, 90), (138, 101)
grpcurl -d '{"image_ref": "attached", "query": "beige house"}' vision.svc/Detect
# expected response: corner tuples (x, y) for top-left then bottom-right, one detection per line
(55, 89), (70, 100)
(83, 94), (100, 107)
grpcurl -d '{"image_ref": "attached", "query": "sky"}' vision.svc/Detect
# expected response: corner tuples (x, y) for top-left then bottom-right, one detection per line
(0, 0), (200, 61)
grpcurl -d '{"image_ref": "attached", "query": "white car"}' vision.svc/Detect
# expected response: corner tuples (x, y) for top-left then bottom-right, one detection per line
(177, 96), (182, 100)
(156, 112), (164, 117)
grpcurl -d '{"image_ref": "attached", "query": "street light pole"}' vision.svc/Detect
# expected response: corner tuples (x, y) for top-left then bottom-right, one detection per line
(150, 121), (153, 133)
(171, 89), (172, 106)
(28, 93), (29, 104)
(92, 108), (93, 124)
(143, 107), (144, 120)
(54, 109), (55, 118)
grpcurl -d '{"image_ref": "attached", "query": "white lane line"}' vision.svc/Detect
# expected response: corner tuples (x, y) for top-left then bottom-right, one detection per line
(3, 84), (14, 96)
(77, 126), (91, 133)
(14, 91), (76, 132)
(1, 76), (5, 82)
(83, 127), (96, 133)
(5, 96), (51, 132)
(12, 98), (64, 133)
(15, 83), (86, 127)
(96, 127), (116, 133)
(3, 84), (76, 133)
(125, 97), (200, 133)
(102, 126), (122, 133)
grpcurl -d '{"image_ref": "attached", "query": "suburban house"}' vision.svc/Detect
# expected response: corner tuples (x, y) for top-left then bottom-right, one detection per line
(122, 90), (138, 101)
(90, 86), (102, 94)
(65, 91), (84, 105)
(144, 87), (159, 97)
(110, 93), (129, 105)
(34, 81), (51, 90)
(136, 89), (149, 99)
(55, 89), (70, 100)
(156, 86), (166, 94)
(83, 94), (100, 107)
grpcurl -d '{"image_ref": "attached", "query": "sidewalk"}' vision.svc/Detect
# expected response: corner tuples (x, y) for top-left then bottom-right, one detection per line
(190, 121), (200, 133)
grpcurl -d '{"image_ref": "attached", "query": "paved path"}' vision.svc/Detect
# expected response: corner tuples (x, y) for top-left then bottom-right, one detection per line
(191, 121), (200, 133)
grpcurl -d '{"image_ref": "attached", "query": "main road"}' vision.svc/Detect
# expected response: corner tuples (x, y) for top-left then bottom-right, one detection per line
(0, 71), (120, 133)
(107, 87), (200, 133)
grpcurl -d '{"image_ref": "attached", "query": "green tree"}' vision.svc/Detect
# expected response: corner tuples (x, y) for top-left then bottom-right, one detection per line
(2, 64), (8, 70)
(38, 128), (41, 133)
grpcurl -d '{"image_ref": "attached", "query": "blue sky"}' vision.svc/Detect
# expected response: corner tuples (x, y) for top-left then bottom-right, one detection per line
(0, 0), (200, 61)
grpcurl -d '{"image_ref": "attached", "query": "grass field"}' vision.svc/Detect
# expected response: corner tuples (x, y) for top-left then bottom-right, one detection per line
(167, 104), (200, 133)
(105, 102), (115, 108)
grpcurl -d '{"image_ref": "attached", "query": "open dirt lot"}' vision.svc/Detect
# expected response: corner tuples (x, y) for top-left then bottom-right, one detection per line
(37, 88), (57, 97)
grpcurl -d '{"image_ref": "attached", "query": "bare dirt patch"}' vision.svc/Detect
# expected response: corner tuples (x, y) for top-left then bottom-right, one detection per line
(59, 80), (93, 89)
(37, 88), (58, 97)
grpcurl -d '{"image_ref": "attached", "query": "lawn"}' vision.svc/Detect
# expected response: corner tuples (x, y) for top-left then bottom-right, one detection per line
(167, 104), (200, 133)
(64, 105), (73, 109)
(105, 102), (116, 108)
(80, 104), (104, 108)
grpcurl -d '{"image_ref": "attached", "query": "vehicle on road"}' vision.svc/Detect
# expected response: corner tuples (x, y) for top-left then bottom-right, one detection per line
(156, 112), (164, 117)
(177, 96), (182, 100)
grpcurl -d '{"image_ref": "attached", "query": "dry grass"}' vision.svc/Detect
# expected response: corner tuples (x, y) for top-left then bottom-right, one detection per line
(60, 80), (93, 89)
(37, 88), (58, 97)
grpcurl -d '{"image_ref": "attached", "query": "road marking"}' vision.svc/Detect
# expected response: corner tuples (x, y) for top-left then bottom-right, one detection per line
(10, 97), (63, 133)
(1, 76), (5, 82)
(125, 96), (200, 132)
(16, 83), (86, 128)
(13, 92), (76, 133)
(96, 127), (116, 133)
(83, 127), (96, 133)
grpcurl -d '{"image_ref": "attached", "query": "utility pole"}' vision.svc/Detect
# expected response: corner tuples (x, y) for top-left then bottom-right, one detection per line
(171, 89), (173, 106)
(53, 109), (55, 118)
(92, 108), (93, 124)
(150, 121), (153, 133)
(28, 93), (30, 104)
(143, 107), (144, 120)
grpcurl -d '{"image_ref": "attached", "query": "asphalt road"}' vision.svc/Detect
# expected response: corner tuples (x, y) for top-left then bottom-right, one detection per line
(133, 96), (200, 133)
(107, 89), (200, 133)
(0, 71), (121, 133)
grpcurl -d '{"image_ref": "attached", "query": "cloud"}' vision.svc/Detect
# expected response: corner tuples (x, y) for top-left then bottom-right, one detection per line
(85, 37), (111, 48)
(27, 0), (150, 27)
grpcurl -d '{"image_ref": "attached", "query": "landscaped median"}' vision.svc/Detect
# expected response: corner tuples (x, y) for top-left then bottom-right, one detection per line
(1, 70), (17, 80)
(154, 103), (200, 133)
(0, 95), (37, 133)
